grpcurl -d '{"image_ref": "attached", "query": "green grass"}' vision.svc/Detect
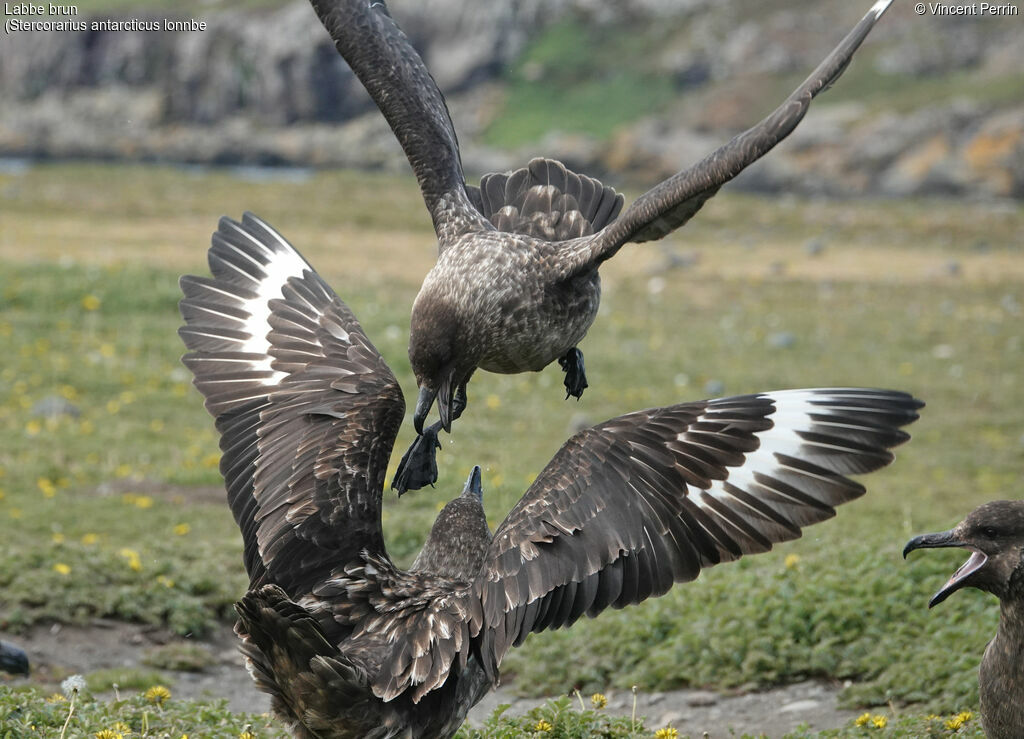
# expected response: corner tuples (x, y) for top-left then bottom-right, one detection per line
(817, 53), (1024, 114)
(0, 687), (989, 738)
(0, 683), (284, 738)
(1, 161), (1022, 734)
(483, 17), (679, 147)
(478, 5), (1023, 148)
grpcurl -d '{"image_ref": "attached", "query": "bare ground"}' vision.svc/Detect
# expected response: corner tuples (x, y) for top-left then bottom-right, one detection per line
(7, 621), (859, 737)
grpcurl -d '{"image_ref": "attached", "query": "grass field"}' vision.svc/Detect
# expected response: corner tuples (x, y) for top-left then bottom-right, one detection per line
(0, 161), (1021, 736)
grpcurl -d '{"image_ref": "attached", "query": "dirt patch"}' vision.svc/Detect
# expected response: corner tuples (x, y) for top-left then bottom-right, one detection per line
(471, 680), (859, 736)
(6, 621), (858, 737)
(6, 621), (260, 714)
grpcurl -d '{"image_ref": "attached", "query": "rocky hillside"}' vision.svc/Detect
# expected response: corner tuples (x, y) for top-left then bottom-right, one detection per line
(1, 0), (1021, 198)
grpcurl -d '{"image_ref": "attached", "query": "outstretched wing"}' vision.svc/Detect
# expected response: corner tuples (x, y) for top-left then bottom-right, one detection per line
(179, 213), (404, 597)
(308, 0), (491, 248)
(472, 388), (922, 679)
(561, 0), (893, 273)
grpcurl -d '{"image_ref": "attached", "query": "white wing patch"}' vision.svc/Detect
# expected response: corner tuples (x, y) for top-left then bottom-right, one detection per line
(870, 0), (894, 19)
(699, 389), (876, 505)
(215, 216), (314, 385)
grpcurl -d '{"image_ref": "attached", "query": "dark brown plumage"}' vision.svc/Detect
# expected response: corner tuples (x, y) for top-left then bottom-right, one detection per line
(180, 213), (922, 738)
(306, 0), (897, 493)
(904, 500), (1024, 738)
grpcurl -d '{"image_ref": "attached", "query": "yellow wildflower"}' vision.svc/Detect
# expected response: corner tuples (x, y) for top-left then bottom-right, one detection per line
(590, 692), (607, 709)
(25, 419), (42, 436)
(81, 295), (101, 311)
(94, 730), (123, 739)
(144, 685), (171, 704)
(111, 722), (131, 732)
(854, 713), (871, 727)
(37, 477), (56, 498)
(784, 553), (800, 569)
(53, 563), (71, 576)
(654, 729), (679, 739)
(533, 720), (552, 733)
(871, 715), (887, 728)
(156, 575), (175, 588)
(52, 533), (65, 544)
(120, 548), (143, 572)
(239, 732), (256, 739)
(45, 693), (68, 704)
(81, 533), (99, 545)
(945, 711), (973, 730)
(173, 523), (191, 536)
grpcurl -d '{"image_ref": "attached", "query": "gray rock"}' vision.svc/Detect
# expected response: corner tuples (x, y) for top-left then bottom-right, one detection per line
(767, 331), (797, 349)
(658, 249), (701, 271)
(704, 379), (724, 396)
(804, 237), (826, 257)
(781, 698), (821, 713)
(30, 396), (80, 419)
(686, 690), (719, 707)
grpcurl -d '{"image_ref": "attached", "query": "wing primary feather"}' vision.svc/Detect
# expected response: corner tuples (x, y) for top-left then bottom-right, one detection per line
(473, 388), (920, 679)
